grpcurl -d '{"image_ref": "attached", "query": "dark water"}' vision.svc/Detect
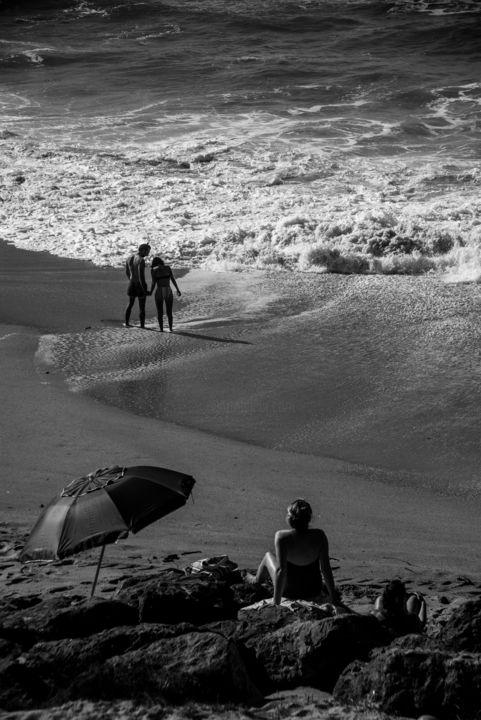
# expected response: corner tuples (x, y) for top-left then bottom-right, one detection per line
(1, 0), (480, 157)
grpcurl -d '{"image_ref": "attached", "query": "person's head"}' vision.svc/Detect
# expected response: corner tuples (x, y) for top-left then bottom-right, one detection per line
(286, 499), (312, 531)
(138, 243), (151, 257)
(381, 580), (407, 615)
(151, 256), (164, 268)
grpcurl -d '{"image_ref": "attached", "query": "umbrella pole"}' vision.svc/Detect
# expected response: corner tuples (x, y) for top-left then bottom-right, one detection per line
(91, 544), (106, 598)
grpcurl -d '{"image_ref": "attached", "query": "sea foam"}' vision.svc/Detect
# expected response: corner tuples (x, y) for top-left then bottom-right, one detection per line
(0, 136), (480, 279)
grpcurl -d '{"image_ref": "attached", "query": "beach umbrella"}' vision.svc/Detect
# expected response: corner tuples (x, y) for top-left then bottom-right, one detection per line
(19, 465), (195, 595)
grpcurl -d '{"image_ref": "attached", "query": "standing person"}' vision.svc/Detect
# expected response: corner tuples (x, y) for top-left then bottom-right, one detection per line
(124, 243), (151, 328)
(150, 256), (181, 332)
(249, 499), (339, 606)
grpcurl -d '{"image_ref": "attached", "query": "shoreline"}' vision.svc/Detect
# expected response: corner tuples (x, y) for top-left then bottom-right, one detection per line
(1, 242), (481, 592)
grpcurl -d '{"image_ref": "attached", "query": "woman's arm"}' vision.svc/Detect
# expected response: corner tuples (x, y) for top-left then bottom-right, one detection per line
(150, 270), (157, 295)
(319, 531), (338, 603)
(273, 532), (287, 605)
(170, 269), (181, 296)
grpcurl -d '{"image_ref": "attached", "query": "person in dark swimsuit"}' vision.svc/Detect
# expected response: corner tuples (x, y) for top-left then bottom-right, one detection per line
(251, 499), (339, 605)
(372, 580), (427, 636)
(149, 256), (181, 332)
(124, 243), (151, 328)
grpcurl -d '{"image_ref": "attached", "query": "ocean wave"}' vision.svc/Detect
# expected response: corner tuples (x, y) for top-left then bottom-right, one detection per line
(0, 48), (50, 66)
(61, 0), (110, 17)
(1, 137), (480, 279)
(135, 25), (182, 40)
(388, 0), (481, 14)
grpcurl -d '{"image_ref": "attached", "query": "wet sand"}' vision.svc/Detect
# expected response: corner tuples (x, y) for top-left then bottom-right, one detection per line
(0, 241), (480, 602)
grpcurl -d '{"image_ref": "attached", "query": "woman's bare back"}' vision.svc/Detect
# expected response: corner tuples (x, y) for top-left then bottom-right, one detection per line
(275, 527), (327, 565)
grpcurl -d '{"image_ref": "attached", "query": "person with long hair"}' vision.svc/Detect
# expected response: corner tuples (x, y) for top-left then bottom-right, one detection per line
(252, 499), (339, 605)
(149, 256), (181, 332)
(372, 579), (427, 635)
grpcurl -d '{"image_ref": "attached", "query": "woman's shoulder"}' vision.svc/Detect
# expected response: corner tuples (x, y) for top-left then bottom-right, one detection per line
(275, 529), (295, 542)
(309, 527), (327, 539)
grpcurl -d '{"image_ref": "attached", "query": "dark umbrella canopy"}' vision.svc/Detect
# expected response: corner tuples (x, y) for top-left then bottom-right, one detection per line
(20, 465), (195, 562)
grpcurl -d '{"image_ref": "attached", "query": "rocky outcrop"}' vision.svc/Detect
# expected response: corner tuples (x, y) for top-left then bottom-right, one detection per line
(115, 568), (267, 624)
(252, 614), (391, 692)
(0, 597), (137, 647)
(332, 598), (481, 719)
(334, 635), (481, 720)
(206, 607), (391, 693)
(205, 604), (331, 691)
(437, 598), (481, 652)
(1, 569), (479, 718)
(70, 630), (263, 706)
(0, 623), (261, 710)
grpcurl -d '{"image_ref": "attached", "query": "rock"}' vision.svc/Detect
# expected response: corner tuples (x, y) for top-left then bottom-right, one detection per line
(0, 623), (196, 709)
(115, 570), (236, 624)
(249, 614), (391, 692)
(0, 597), (73, 646)
(230, 580), (271, 610)
(0, 625), (262, 709)
(0, 594), (43, 615)
(71, 630), (263, 706)
(437, 598), (481, 652)
(207, 603), (329, 648)
(0, 637), (22, 664)
(334, 644), (481, 720)
(391, 634), (442, 652)
(0, 597), (137, 647)
(204, 605), (325, 693)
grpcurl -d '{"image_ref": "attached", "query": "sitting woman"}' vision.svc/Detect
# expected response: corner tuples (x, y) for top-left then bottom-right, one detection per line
(252, 499), (339, 605)
(372, 579), (427, 635)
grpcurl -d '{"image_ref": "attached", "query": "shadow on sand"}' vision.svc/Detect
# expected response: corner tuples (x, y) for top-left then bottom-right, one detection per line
(174, 330), (252, 345)
(125, 325), (252, 345)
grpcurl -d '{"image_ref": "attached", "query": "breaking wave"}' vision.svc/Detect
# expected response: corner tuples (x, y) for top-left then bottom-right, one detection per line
(0, 137), (480, 279)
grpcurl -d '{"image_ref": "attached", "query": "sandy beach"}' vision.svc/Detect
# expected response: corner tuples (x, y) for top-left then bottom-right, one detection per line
(1, 240), (480, 608)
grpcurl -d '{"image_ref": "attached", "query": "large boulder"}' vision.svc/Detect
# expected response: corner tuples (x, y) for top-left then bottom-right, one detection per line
(246, 614), (391, 692)
(0, 623), (262, 710)
(437, 599), (481, 652)
(71, 630), (263, 706)
(115, 570), (237, 624)
(206, 603), (340, 693)
(0, 597), (137, 647)
(0, 624), (188, 709)
(334, 641), (481, 720)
